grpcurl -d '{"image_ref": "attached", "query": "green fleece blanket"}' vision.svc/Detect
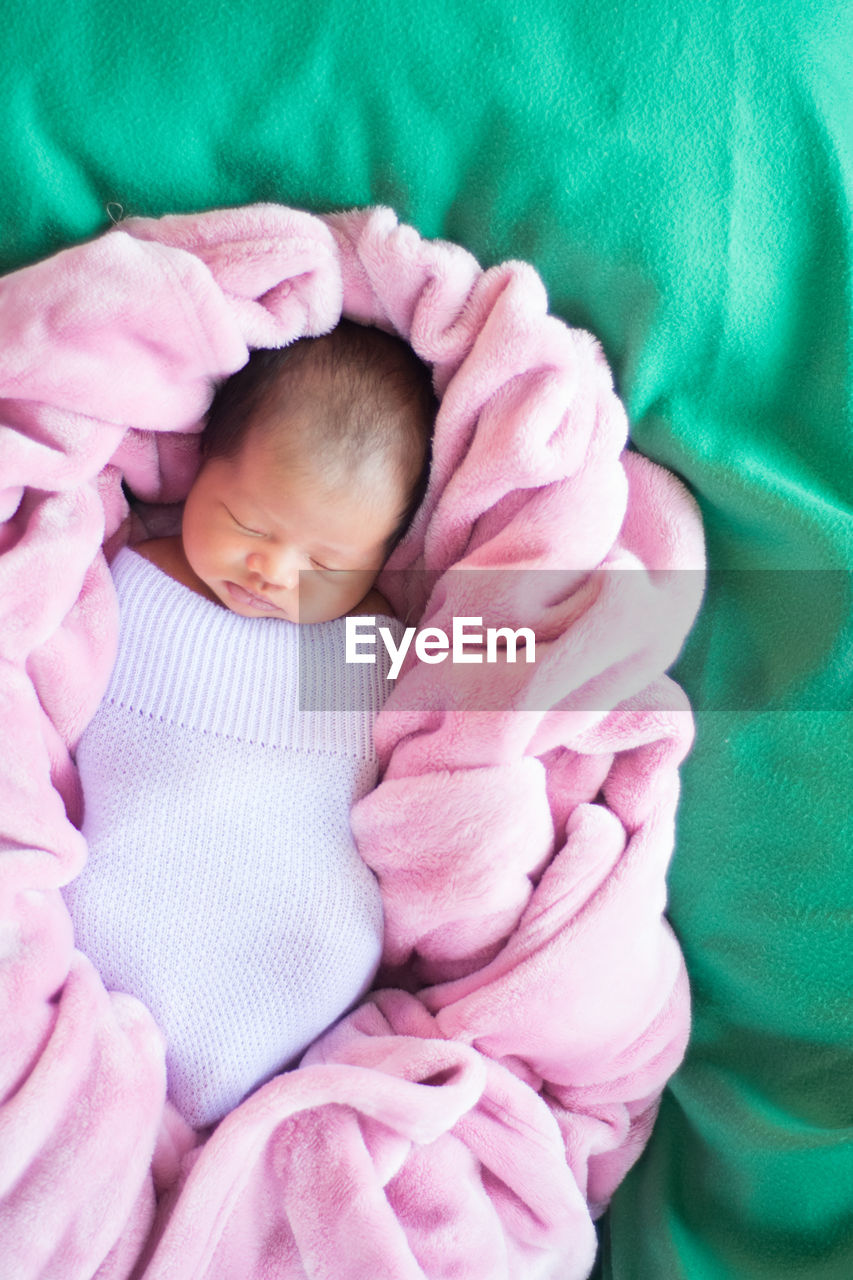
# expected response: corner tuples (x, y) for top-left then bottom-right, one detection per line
(2, 2), (849, 1276)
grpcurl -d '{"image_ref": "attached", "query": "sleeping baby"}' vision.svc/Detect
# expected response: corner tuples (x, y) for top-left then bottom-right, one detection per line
(63, 320), (435, 1129)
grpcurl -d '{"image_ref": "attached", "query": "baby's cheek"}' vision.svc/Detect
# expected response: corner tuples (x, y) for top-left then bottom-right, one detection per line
(299, 572), (367, 623)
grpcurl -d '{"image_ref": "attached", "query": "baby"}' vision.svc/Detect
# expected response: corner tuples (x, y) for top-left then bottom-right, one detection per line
(63, 321), (435, 1129)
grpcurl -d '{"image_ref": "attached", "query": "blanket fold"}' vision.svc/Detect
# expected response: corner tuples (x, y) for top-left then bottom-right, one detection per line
(0, 203), (704, 1279)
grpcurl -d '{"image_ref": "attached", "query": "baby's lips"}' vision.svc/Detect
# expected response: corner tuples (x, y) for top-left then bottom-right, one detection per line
(224, 580), (287, 614)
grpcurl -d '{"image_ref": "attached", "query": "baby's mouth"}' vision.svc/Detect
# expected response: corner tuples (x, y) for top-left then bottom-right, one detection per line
(224, 581), (286, 614)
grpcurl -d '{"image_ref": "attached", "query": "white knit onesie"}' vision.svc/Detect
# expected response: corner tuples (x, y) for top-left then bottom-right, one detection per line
(64, 547), (397, 1128)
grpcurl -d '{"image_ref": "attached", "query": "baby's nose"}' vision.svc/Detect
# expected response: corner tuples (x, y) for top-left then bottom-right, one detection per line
(247, 548), (300, 592)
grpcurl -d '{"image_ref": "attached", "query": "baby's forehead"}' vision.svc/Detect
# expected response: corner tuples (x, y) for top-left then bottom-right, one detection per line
(253, 412), (405, 491)
(221, 427), (403, 523)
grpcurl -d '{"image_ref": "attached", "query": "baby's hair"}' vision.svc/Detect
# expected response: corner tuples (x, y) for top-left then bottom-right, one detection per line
(201, 320), (436, 553)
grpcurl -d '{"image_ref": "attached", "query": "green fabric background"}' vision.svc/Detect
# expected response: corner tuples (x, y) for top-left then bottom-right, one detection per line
(2, 2), (850, 1275)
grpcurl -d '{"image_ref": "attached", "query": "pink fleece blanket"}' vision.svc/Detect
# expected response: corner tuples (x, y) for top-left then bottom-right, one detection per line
(0, 204), (705, 1279)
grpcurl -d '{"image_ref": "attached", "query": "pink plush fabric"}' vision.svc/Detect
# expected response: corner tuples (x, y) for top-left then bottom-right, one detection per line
(0, 204), (705, 1279)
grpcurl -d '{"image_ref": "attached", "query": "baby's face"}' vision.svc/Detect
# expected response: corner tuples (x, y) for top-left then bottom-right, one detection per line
(180, 429), (404, 623)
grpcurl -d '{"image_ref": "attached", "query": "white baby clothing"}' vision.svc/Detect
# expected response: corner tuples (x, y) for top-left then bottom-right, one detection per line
(63, 546), (398, 1128)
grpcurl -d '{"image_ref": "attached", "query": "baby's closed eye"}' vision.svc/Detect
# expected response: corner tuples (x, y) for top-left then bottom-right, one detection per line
(224, 505), (264, 537)
(309, 558), (349, 575)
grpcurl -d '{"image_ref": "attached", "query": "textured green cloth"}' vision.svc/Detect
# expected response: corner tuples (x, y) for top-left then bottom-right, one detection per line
(2, 2), (850, 1276)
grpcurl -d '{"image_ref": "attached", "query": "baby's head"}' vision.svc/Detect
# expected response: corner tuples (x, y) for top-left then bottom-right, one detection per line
(181, 320), (435, 623)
